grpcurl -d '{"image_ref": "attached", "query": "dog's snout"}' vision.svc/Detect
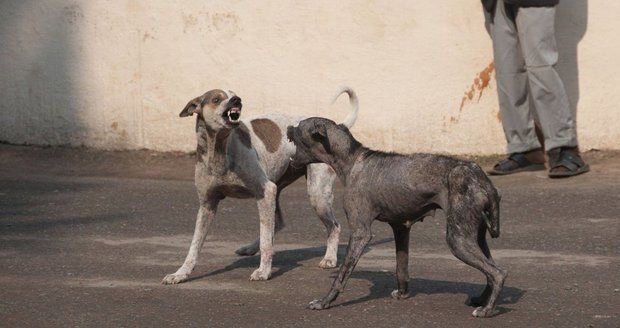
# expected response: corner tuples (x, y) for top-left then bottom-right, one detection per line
(229, 96), (242, 106)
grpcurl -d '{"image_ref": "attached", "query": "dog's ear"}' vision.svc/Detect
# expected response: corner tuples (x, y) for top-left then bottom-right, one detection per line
(179, 96), (203, 117)
(310, 124), (331, 153)
(310, 123), (327, 141)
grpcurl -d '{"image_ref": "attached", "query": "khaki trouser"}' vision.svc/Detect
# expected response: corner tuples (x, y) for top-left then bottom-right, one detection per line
(487, 0), (577, 153)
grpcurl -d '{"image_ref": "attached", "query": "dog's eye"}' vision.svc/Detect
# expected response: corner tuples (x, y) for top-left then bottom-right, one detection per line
(213, 98), (220, 104)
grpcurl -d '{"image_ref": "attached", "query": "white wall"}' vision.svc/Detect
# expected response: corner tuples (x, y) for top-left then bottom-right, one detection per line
(1, 0), (617, 154)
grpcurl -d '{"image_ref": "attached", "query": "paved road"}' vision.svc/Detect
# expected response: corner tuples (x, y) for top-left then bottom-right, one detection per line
(1, 145), (618, 327)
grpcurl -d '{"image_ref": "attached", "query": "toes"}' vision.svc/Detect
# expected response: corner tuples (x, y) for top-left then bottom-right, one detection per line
(390, 289), (410, 300)
(249, 269), (271, 281)
(161, 273), (188, 285)
(318, 258), (337, 269)
(472, 306), (497, 318)
(308, 300), (327, 310)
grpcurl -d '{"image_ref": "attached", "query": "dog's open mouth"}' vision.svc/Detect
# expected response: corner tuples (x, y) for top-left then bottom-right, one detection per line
(223, 107), (241, 125)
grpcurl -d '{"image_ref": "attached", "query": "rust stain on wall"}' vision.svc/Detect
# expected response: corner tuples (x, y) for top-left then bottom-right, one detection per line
(459, 62), (495, 112)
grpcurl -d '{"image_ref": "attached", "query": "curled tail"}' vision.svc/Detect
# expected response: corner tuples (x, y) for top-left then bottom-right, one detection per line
(331, 86), (359, 128)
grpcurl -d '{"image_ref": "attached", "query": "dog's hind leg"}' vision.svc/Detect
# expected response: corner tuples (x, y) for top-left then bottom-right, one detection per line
(446, 220), (507, 318)
(467, 225), (496, 307)
(307, 164), (341, 269)
(389, 222), (411, 300)
(162, 198), (220, 284)
(447, 164), (506, 316)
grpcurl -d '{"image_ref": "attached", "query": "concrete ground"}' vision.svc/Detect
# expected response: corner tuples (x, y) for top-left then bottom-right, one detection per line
(0, 144), (618, 327)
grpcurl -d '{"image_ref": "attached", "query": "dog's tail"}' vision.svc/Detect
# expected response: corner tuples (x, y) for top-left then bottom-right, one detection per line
(331, 86), (359, 128)
(482, 172), (501, 239)
(483, 202), (501, 239)
(448, 163), (501, 238)
(474, 163), (501, 239)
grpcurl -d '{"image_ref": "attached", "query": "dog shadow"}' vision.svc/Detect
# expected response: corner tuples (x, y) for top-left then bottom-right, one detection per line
(187, 237), (394, 282)
(188, 238), (524, 316)
(337, 270), (524, 315)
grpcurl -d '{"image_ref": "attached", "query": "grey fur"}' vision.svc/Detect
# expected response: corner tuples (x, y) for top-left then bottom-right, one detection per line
(162, 88), (358, 284)
(287, 118), (507, 318)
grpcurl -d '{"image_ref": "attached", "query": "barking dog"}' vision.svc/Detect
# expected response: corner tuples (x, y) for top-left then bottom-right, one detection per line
(287, 118), (507, 318)
(162, 88), (358, 283)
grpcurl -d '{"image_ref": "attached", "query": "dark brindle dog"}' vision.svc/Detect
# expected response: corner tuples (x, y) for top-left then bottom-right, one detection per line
(286, 118), (507, 318)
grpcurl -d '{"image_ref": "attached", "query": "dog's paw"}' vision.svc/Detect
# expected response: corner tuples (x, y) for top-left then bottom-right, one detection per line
(472, 306), (498, 318)
(235, 243), (259, 256)
(308, 299), (329, 310)
(249, 268), (271, 281)
(161, 273), (189, 285)
(390, 289), (410, 300)
(318, 258), (337, 269)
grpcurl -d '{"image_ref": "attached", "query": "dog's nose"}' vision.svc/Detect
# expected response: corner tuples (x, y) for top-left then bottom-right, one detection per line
(229, 96), (241, 106)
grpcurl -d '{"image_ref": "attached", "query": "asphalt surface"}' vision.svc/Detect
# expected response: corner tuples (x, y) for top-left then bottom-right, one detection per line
(0, 144), (618, 327)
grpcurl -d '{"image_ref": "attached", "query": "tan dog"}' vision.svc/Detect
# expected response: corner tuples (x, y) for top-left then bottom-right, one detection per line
(162, 87), (358, 283)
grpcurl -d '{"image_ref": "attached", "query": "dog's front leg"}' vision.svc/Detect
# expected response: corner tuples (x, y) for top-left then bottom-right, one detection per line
(235, 196), (284, 257)
(249, 181), (277, 281)
(389, 223), (411, 299)
(308, 221), (373, 310)
(162, 198), (219, 284)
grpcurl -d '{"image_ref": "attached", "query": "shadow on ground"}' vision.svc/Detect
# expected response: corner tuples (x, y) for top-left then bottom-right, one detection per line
(189, 237), (394, 281)
(339, 273), (523, 316)
(186, 237), (524, 315)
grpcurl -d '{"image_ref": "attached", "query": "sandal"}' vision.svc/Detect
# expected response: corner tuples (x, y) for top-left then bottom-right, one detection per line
(548, 148), (590, 178)
(488, 152), (546, 176)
